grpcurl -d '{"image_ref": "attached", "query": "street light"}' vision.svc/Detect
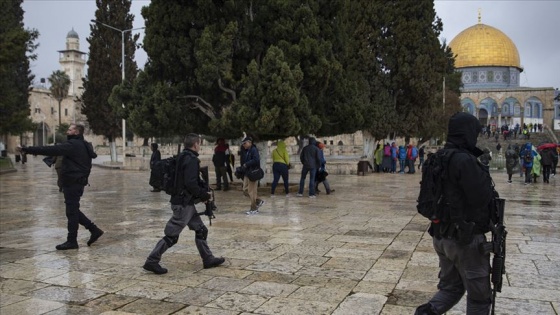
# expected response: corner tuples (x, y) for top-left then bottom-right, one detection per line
(91, 19), (145, 166)
(40, 114), (46, 145)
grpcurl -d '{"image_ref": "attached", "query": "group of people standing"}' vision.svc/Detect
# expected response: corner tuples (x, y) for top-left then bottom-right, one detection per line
(374, 142), (423, 174)
(504, 142), (558, 184)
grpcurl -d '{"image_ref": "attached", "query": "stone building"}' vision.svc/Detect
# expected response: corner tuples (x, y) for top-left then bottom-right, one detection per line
(12, 29), (87, 149)
(448, 14), (560, 130)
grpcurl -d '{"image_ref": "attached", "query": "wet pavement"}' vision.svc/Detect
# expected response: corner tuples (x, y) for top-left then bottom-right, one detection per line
(1, 155), (559, 315)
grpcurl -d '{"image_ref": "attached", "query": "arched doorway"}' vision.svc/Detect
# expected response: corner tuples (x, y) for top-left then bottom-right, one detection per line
(478, 108), (489, 126)
(33, 122), (50, 146)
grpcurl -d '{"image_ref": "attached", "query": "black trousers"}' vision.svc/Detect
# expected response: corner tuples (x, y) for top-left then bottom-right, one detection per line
(63, 183), (93, 242)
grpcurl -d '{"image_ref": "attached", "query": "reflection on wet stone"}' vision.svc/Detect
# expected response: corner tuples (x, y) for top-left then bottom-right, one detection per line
(0, 158), (558, 314)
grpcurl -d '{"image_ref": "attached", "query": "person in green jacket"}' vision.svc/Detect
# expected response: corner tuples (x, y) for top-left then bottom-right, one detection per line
(530, 146), (542, 183)
(374, 144), (383, 173)
(271, 140), (290, 196)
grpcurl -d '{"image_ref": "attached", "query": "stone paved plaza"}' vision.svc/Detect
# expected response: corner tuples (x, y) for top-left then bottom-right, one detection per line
(1, 156), (559, 315)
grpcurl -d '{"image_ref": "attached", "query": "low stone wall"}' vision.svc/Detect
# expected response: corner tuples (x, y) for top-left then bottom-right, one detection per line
(98, 143), (371, 174)
(117, 153), (368, 175)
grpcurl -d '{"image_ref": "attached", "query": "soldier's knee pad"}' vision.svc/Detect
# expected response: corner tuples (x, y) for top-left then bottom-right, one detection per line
(195, 226), (208, 241)
(163, 235), (179, 247)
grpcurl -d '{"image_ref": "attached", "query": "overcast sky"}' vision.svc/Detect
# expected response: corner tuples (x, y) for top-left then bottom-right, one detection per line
(22, 0), (560, 89)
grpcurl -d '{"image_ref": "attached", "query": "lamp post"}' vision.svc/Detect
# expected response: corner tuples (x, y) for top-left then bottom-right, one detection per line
(45, 94), (56, 144)
(40, 114), (46, 146)
(91, 19), (144, 166)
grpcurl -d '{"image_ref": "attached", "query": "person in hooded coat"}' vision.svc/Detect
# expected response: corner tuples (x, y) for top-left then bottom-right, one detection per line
(505, 144), (518, 183)
(520, 143), (537, 184)
(415, 112), (495, 315)
(149, 143), (162, 192)
(530, 146), (542, 183)
(539, 147), (553, 183)
(374, 143), (384, 172)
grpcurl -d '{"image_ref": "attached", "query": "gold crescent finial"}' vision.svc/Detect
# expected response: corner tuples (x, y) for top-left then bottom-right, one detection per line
(478, 8), (481, 23)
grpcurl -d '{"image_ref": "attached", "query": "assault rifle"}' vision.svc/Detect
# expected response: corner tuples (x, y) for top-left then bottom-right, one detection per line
(198, 166), (217, 225)
(480, 194), (507, 315)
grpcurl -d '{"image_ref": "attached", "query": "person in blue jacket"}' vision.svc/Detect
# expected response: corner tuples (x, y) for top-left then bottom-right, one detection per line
(390, 142), (398, 173)
(398, 145), (407, 173)
(520, 142), (536, 184)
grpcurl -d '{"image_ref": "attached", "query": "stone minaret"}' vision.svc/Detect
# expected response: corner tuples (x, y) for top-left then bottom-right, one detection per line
(58, 28), (86, 97)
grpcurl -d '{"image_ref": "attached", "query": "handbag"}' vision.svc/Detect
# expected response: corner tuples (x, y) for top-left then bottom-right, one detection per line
(316, 169), (328, 182)
(246, 167), (264, 181)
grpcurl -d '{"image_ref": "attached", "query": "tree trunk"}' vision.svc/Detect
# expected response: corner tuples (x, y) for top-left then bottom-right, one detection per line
(362, 131), (376, 161)
(109, 141), (117, 162)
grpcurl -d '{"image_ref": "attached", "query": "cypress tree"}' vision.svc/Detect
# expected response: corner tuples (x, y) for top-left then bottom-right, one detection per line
(82, 0), (139, 159)
(0, 0), (38, 137)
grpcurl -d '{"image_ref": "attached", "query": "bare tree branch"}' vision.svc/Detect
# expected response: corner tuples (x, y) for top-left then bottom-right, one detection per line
(181, 95), (216, 119)
(218, 78), (236, 101)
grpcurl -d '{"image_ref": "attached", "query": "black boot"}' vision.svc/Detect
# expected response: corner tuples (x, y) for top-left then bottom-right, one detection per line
(143, 262), (168, 274)
(414, 303), (437, 315)
(56, 241), (79, 250)
(87, 225), (104, 246)
(203, 256), (225, 269)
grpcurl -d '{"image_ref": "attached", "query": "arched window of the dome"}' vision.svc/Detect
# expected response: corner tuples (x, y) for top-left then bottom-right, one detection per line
(478, 108), (489, 126)
(502, 97), (519, 117)
(524, 97), (543, 119)
(461, 98), (475, 115)
(480, 97), (498, 117)
(502, 104), (509, 116)
(513, 102), (522, 117)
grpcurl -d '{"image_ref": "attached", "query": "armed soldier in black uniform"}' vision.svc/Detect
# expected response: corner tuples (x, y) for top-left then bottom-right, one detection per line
(143, 133), (225, 274)
(18, 123), (104, 250)
(416, 112), (499, 315)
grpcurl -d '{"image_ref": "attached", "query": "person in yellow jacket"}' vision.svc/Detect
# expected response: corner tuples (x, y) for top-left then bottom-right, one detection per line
(271, 140), (290, 196)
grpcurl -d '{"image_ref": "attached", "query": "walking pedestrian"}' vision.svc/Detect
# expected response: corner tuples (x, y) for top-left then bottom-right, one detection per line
(520, 143), (535, 184)
(540, 148), (553, 183)
(505, 144), (517, 183)
(415, 112), (495, 315)
(315, 142), (334, 195)
(143, 133), (225, 274)
(18, 124), (104, 250)
(241, 136), (264, 214)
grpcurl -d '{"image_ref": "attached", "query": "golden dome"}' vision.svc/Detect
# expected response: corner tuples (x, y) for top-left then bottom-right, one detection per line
(449, 23), (521, 69)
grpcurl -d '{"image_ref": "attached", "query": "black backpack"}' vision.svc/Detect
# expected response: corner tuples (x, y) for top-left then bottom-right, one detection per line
(151, 147), (188, 196)
(523, 148), (533, 163)
(417, 149), (457, 222)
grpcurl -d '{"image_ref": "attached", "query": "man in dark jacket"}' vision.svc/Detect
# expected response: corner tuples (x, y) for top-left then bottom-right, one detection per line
(143, 133), (225, 274)
(416, 112), (495, 315)
(19, 124), (104, 250)
(540, 148), (553, 184)
(149, 143), (161, 192)
(240, 136), (264, 215)
(297, 137), (321, 198)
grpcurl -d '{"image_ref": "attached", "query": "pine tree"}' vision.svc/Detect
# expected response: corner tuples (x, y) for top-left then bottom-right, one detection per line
(82, 0), (139, 160)
(0, 0), (38, 137)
